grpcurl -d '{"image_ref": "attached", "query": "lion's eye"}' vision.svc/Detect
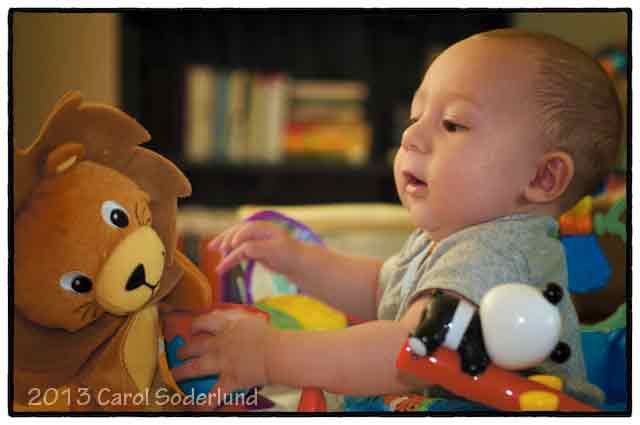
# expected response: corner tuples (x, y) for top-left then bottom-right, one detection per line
(101, 200), (130, 228)
(60, 272), (93, 294)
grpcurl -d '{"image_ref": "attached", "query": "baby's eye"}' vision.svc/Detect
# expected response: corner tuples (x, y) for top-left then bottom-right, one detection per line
(407, 117), (419, 127)
(442, 119), (467, 133)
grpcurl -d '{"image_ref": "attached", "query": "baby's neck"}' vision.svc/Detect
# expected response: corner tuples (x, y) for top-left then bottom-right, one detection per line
(513, 201), (562, 219)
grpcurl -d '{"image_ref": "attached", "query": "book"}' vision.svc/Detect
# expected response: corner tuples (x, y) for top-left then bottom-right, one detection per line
(184, 65), (217, 164)
(184, 70), (371, 166)
(289, 100), (366, 124)
(261, 73), (289, 164)
(226, 70), (251, 163)
(246, 74), (266, 163)
(245, 73), (289, 163)
(285, 121), (371, 165)
(291, 80), (368, 102)
(285, 79), (371, 165)
(212, 71), (231, 161)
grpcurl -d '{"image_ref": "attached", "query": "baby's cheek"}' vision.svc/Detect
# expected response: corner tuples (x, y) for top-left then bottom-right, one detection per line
(392, 149), (403, 176)
(392, 153), (406, 199)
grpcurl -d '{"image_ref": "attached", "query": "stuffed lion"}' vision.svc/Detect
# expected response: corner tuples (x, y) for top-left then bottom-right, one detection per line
(13, 92), (212, 412)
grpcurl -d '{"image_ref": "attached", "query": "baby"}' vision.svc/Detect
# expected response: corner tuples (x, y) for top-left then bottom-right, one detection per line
(171, 29), (621, 409)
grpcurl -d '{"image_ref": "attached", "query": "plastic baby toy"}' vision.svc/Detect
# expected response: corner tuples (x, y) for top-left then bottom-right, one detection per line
(399, 283), (598, 412)
(408, 283), (571, 376)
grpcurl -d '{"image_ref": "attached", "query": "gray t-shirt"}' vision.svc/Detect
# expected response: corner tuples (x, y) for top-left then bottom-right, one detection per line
(377, 214), (604, 407)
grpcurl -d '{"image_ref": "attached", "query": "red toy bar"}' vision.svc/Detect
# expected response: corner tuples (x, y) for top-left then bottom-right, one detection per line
(396, 340), (599, 412)
(297, 387), (327, 412)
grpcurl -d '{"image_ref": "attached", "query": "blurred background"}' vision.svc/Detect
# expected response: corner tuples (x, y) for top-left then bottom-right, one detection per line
(10, 12), (630, 399)
(11, 10), (628, 208)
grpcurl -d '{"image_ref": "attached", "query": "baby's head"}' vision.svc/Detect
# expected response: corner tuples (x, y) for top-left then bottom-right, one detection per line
(394, 28), (622, 240)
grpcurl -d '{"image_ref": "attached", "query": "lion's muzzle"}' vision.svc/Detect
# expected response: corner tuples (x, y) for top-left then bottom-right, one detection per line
(95, 226), (165, 315)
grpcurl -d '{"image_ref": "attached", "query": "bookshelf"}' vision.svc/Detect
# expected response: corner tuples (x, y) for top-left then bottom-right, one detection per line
(120, 11), (510, 207)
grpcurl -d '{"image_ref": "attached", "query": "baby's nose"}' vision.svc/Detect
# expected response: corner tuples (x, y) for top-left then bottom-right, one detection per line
(401, 134), (427, 153)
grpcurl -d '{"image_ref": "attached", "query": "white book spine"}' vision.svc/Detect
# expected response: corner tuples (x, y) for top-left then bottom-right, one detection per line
(184, 65), (216, 164)
(262, 76), (289, 164)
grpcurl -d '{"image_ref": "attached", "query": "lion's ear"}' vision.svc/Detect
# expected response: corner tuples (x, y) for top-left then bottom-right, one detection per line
(44, 143), (85, 177)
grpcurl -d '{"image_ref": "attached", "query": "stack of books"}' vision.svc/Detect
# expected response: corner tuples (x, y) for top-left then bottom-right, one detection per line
(183, 65), (289, 165)
(183, 64), (371, 166)
(285, 80), (371, 165)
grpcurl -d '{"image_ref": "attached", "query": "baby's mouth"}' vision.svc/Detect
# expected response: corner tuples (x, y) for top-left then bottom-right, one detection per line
(403, 171), (428, 194)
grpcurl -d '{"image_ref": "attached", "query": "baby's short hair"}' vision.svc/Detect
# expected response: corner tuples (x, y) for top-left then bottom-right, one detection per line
(479, 28), (623, 211)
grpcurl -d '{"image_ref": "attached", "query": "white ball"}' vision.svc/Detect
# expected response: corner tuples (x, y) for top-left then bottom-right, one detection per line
(479, 283), (562, 370)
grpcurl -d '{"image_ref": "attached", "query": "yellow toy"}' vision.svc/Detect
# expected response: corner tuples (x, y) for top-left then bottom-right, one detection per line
(259, 294), (347, 331)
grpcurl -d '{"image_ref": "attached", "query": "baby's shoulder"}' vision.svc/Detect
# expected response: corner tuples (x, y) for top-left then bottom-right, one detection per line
(457, 214), (562, 258)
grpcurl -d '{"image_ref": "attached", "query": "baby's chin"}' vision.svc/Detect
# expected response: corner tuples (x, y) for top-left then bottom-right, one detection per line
(405, 208), (478, 241)
(403, 204), (436, 232)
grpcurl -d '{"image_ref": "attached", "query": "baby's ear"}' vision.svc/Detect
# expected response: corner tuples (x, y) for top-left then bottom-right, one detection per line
(524, 151), (574, 205)
(44, 143), (86, 177)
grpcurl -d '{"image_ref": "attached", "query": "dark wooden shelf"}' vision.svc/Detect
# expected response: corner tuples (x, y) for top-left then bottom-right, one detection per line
(176, 159), (393, 177)
(178, 160), (398, 207)
(121, 11), (511, 207)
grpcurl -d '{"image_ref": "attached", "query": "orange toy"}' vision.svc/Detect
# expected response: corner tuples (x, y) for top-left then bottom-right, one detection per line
(559, 196), (593, 235)
(559, 214), (593, 235)
(396, 340), (599, 412)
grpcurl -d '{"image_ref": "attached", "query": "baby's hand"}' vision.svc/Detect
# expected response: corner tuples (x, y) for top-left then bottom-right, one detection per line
(209, 221), (300, 276)
(170, 309), (273, 410)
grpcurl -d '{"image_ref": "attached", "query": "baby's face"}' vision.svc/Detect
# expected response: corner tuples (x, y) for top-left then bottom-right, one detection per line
(394, 36), (545, 240)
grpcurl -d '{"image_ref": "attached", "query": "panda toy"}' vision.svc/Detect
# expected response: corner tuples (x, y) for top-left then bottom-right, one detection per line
(408, 282), (571, 376)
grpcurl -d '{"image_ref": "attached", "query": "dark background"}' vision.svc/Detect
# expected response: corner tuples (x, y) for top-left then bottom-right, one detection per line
(120, 11), (511, 207)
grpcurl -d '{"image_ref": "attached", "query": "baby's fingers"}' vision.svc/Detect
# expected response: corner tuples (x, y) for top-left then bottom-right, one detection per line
(208, 228), (230, 253)
(215, 245), (248, 275)
(177, 334), (219, 361)
(217, 221), (282, 255)
(191, 310), (243, 334)
(215, 240), (274, 275)
(170, 352), (225, 382)
(209, 223), (243, 254)
(230, 221), (283, 249)
(219, 225), (244, 256)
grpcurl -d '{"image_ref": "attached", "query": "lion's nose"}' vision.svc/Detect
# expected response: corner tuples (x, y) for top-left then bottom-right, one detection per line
(125, 264), (147, 291)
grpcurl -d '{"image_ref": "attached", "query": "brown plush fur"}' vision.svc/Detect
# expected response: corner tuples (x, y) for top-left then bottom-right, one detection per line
(13, 92), (212, 411)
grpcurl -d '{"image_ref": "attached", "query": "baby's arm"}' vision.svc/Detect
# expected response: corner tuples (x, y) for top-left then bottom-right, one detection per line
(172, 296), (432, 405)
(266, 296), (431, 395)
(284, 242), (383, 321)
(211, 221), (383, 321)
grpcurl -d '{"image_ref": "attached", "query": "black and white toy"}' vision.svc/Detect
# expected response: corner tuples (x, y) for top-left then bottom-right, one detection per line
(408, 283), (571, 376)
